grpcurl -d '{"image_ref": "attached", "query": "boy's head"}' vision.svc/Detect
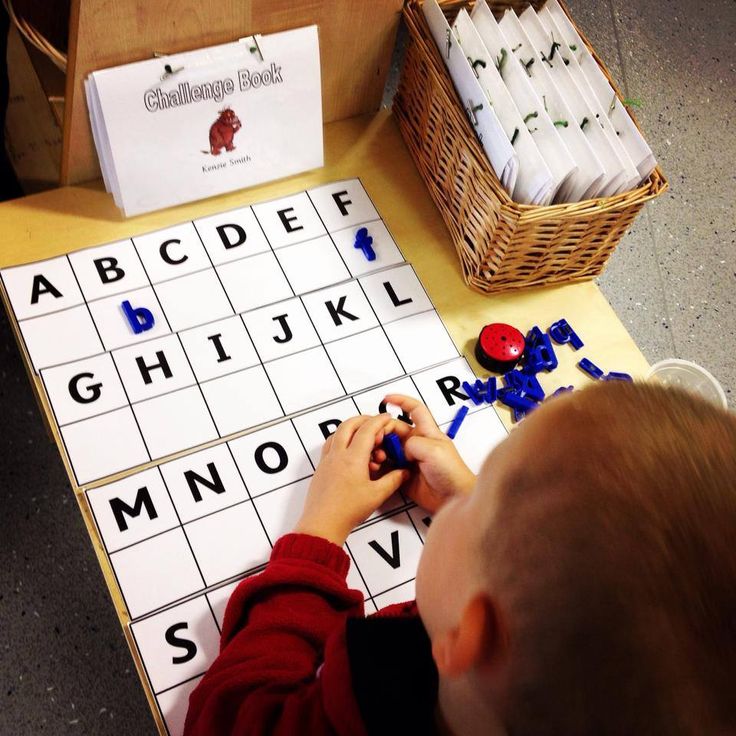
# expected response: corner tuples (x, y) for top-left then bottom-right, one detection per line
(416, 381), (736, 735)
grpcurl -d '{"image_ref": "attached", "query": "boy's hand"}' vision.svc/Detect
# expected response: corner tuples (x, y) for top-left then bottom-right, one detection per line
(383, 394), (476, 514)
(294, 414), (409, 547)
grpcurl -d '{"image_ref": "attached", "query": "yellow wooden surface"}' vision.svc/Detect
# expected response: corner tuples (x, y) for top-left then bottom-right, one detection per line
(3, 108), (649, 403)
(61, 0), (402, 185)
(0, 108), (648, 735)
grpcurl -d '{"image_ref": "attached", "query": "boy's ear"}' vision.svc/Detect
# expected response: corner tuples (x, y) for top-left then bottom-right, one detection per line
(431, 593), (501, 677)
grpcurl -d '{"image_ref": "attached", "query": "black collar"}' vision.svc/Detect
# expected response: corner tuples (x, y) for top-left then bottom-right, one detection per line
(346, 614), (439, 735)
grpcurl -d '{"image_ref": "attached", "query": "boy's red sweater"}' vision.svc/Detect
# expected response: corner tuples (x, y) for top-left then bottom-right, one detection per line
(183, 533), (438, 736)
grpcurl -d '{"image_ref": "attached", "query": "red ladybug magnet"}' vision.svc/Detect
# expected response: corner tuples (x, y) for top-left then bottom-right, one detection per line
(475, 323), (525, 373)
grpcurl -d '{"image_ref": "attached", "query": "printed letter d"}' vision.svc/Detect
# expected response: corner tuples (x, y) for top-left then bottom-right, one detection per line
(121, 300), (155, 334)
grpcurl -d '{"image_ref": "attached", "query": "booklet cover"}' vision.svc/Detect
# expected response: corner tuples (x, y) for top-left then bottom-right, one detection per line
(86, 26), (323, 216)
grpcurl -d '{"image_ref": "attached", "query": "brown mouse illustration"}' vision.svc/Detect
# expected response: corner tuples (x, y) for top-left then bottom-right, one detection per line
(209, 108), (242, 155)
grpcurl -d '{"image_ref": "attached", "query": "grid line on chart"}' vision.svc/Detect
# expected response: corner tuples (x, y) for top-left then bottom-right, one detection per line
(4, 179), (491, 736)
(355, 176), (406, 260)
(295, 286), (349, 398)
(363, 573), (422, 610)
(129, 561), (267, 627)
(36, 302), (443, 433)
(91, 444), (334, 559)
(235, 315), (288, 419)
(248, 203), (299, 296)
(69, 261), (451, 484)
(184, 220), (238, 320)
(88, 459), (271, 620)
(125, 244), (174, 333)
(123, 504), (425, 673)
(128, 598), (217, 731)
(92, 514), (179, 556)
(355, 276), (407, 375)
(85, 356), (504, 627)
(124, 502), (428, 722)
(405, 506), (426, 542)
(21, 256), (424, 374)
(118, 387), (493, 733)
(173, 331), (224, 442)
(5, 180), (397, 371)
(224, 441), (278, 549)
(26, 293), (440, 376)
(304, 188), (355, 277)
(191, 219), (239, 316)
(95, 335), (459, 489)
(56, 306), (462, 489)
(149, 671), (208, 699)
(125, 523), (424, 636)
(344, 508), (425, 599)
(344, 541), (374, 603)
(155, 464), (210, 592)
(65, 252), (107, 350)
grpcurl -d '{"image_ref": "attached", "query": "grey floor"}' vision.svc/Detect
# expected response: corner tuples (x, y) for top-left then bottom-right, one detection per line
(573, 0), (735, 399)
(1, 1), (734, 734)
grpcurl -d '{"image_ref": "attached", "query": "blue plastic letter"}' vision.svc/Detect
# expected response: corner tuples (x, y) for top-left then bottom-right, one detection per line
(578, 358), (604, 380)
(461, 379), (486, 406)
(549, 318), (584, 350)
(604, 371), (633, 382)
(485, 376), (497, 403)
(121, 300), (155, 334)
(382, 432), (408, 469)
(354, 228), (376, 261)
(446, 405), (469, 439)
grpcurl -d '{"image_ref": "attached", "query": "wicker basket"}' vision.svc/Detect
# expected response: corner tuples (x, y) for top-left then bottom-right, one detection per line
(393, 0), (668, 294)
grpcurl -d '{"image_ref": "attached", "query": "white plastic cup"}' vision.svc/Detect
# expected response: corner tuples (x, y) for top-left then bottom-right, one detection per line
(647, 359), (728, 410)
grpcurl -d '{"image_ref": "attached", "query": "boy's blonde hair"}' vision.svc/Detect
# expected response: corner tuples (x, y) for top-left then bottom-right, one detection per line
(482, 381), (736, 735)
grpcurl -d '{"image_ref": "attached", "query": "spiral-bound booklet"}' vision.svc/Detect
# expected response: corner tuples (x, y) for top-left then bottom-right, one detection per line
(85, 26), (323, 217)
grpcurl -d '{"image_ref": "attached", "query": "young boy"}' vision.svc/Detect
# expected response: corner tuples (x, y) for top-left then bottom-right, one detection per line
(184, 382), (736, 735)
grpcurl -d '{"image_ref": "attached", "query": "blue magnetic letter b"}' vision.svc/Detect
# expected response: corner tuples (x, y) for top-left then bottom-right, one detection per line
(121, 300), (155, 334)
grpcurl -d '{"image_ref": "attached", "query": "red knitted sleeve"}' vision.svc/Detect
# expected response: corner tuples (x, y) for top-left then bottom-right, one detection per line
(183, 533), (367, 736)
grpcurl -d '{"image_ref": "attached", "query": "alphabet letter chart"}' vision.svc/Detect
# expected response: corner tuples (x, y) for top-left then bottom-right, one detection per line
(1, 179), (507, 735)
